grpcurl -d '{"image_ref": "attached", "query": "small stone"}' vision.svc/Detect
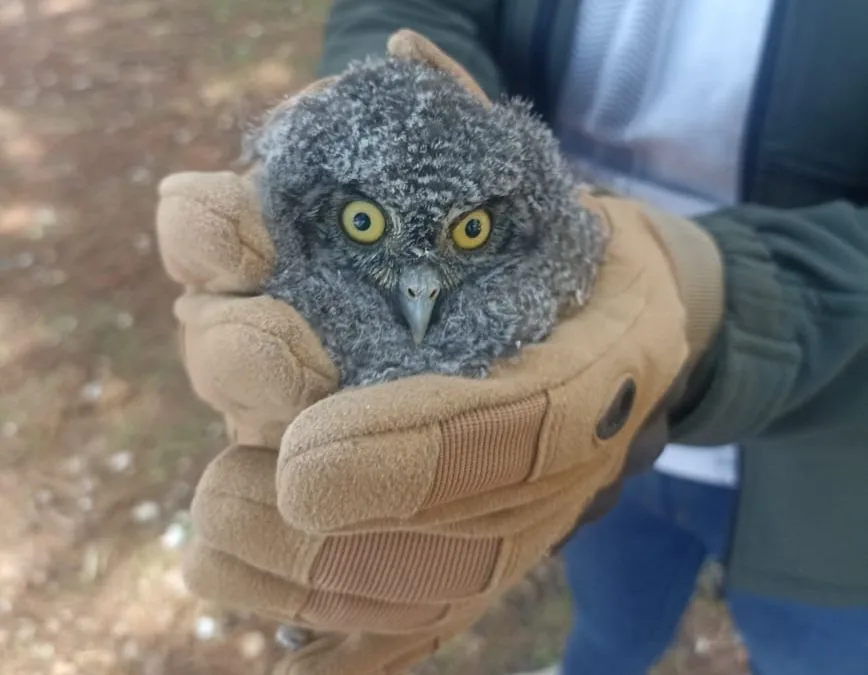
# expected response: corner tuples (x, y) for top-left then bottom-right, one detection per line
(64, 456), (84, 475)
(45, 92), (65, 109)
(33, 641), (56, 660)
(245, 22), (264, 38)
(103, 65), (120, 84)
(75, 616), (100, 634)
(25, 226), (45, 241)
(160, 521), (188, 550)
(142, 653), (166, 675)
(111, 621), (129, 638)
(35, 207), (58, 228)
(54, 315), (78, 334)
(129, 166), (152, 185)
(1, 421), (18, 438)
(16, 89), (38, 107)
(120, 638), (140, 661)
(118, 112), (135, 129)
(29, 569), (48, 586)
(239, 631), (266, 659)
(194, 615), (219, 641)
(80, 546), (101, 582)
(172, 128), (195, 145)
(133, 233), (152, 253)
(77, 496), (93, 512)
(45, 269), (68, 286)
(71, 73), (92, 91)
(80, 381), (102, 402)
(275, 625), (311, 651)
(132, 501), (160, 523)
(137, 90), (155, 110)
(45, 618), (61, 634)
(106, 450), (133, 473)
(15, 620), (36, 642)
(694, 636), (712, 655)
(15, 252), (34, 269)
(51, 661), (77, 675)
(115, 312), (134, 329)
(163, 567), (190, 597)
(39, 71), (59, 87)
(166, 480), (192, 502)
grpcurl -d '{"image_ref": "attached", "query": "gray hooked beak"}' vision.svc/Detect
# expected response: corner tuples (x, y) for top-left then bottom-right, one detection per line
(398, 266), (442, 345)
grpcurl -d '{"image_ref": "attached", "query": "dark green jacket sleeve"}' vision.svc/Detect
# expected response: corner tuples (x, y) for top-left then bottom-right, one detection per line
(317, 0), (504, 100)
(672, 201), (868, 445)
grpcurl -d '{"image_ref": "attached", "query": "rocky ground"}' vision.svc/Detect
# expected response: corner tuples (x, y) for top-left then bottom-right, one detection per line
(0, 0), (748, 672)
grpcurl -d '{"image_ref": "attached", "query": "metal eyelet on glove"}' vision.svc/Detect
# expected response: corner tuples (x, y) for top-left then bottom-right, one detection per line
(596, 377), (636, 440)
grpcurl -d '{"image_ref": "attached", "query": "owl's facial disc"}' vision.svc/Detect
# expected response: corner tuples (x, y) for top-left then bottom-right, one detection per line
(397, 266), (442, 345)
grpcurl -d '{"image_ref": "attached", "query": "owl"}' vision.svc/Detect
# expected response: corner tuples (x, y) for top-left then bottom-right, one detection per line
(247, 55), (607, 388)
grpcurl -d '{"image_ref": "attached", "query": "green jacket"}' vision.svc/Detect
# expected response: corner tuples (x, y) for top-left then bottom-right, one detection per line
(318, 0), (868, 606)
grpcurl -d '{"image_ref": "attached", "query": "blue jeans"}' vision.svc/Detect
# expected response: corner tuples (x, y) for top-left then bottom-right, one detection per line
(559, 471), (868, 675)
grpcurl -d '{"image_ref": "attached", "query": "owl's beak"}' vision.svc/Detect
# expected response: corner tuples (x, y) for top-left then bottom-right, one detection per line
(398, 266), (442, 345)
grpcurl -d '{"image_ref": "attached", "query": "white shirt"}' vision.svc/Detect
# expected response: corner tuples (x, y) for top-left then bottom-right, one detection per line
(554, 0), (776, 487)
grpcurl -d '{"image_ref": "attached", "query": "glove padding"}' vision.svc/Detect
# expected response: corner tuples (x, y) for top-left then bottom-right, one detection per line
(155, 29), (701, 675)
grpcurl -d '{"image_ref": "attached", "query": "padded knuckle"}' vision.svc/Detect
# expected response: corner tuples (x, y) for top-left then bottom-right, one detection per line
(277, 429), (440, 533)
(422, 395), (547, 508)
(309, 531), (500, 602)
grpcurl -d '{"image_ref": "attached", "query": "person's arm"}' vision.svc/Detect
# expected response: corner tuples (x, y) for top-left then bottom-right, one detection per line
(317, 0), (505, 100)
(671, 201), (868, 445)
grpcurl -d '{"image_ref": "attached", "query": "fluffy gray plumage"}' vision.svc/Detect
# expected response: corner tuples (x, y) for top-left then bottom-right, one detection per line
(247, 55), (607, 388)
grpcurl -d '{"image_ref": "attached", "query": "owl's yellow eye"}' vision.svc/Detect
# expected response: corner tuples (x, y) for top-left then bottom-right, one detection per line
(341, 200), (386, 244)
(451, 209), (492, 250)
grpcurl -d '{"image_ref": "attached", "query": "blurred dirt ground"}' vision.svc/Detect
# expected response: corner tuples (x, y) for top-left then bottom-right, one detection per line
(0, 0), (747, 673)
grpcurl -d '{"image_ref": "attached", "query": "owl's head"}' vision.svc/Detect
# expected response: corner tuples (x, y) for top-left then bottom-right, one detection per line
(251, 48), (585, 344)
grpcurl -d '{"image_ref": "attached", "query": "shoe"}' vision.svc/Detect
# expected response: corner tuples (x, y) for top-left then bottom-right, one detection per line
(509, 666), (561, 675)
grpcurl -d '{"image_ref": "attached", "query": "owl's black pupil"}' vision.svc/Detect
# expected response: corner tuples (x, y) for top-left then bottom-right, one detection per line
(465, 218), (482, 238)
(353, 212), (371, 231)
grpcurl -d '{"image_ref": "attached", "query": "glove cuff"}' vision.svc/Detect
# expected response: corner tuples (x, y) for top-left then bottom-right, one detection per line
(581, 193), (724, 364)
(639, 203), (724, 364)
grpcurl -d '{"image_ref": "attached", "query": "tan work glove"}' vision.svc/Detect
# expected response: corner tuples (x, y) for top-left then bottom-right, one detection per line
(155, 29), (723, 675)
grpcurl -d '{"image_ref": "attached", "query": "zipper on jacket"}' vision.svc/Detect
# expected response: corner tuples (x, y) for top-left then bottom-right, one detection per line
(528, 0), (561, 121)
(739, 0), (787, 201)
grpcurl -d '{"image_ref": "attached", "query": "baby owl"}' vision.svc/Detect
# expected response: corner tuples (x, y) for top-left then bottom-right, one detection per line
(248, 55), (607, 387)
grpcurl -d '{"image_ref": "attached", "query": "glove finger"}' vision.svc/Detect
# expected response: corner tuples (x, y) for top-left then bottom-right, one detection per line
(275, 313), (674, 534)
(182, 538), (306, 625)
(193, 446), (500, 606)
(175, 294), (337, 446)
(276, 203), (687, 533)
(326, 443), (623, 539)
(190, 444), (322, 577)
(183, 540), (449, 634)
(156, 171), (274, 293)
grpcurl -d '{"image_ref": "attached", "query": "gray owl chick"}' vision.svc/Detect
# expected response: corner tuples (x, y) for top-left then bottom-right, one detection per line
(247, 55), (607, 388)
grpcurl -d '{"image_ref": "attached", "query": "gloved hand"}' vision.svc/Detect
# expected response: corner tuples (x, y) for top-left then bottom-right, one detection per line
(154, 29), (722, 675)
